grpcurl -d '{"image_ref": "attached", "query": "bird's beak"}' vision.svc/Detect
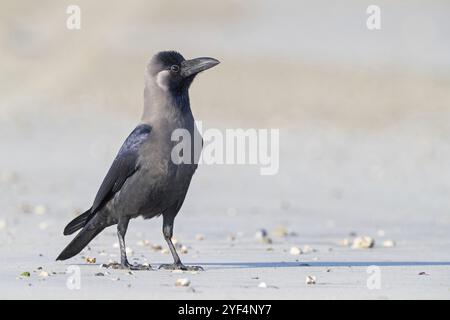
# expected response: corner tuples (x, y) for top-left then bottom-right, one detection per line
(181, 57), (220, 78)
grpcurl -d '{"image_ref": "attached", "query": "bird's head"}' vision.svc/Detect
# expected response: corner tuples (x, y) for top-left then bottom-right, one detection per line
(146, 51), (220, 94)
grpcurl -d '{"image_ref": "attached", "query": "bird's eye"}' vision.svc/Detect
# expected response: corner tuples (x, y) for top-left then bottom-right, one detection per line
(170, 65), (180, 73)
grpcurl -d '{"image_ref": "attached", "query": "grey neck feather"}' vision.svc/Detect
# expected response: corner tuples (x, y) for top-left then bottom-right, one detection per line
(141, 77), (192, 124)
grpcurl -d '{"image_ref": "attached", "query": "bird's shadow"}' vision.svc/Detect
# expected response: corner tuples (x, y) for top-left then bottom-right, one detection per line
(195, 261), (450, 269)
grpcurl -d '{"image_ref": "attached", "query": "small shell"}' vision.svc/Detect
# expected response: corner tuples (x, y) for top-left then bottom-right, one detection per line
(351, 236), (375, 249)
(38, 271), (49, 278)
(195, 234), (205, 241)
(0, 220), (6, 231)
(180, 246), (188, 254)
(258, 282), (267, 288)
(289, 246), (302, 255)
(161, 248), (169, 254)
(382, 239), (395, 247)
(175, 278), (191, 287)
(303, 245), (316, 253)
(305, 275), (316, 284)
(86, 257), (96, 264)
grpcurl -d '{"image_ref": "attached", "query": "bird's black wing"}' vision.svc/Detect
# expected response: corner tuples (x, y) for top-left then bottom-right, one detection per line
(91, 124), (152, 214)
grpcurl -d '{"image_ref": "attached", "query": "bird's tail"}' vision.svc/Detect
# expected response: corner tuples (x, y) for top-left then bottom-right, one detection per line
(56, 223), (104, 261)
(63, 208), (92, 235)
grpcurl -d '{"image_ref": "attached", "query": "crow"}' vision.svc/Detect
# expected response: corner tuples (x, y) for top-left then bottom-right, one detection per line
(56, 51), (219, 271)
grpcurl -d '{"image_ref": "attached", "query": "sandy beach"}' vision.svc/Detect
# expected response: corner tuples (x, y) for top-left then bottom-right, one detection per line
(1, 0), (450, 299)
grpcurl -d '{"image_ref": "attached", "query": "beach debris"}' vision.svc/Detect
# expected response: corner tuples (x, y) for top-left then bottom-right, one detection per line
(180, 246), (188, 254)
(351, 236), (375, 249)
(258, 282), (267, 288)
(175, 278), (191, 287)
(136, 239), (150, 247)
(38, 271), (49, 278)
(289, 246), (302, 255)
(34, 205), (47, 215)
(382, 239), (395, 248)
(303, 245), (316, 253)
(195, 234), (205, 241)
(272, 225), (288, 237)
(151, 244), (163, 251)
(0, 220), (6, 231)
(20, 272), (31, 278)
(255, 229), (272, 244)
(85, 257), (96, 264)
(305, 275), (316, 285)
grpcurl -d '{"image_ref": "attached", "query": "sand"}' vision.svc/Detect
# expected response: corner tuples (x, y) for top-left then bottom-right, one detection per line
(1, 0), (450, 300)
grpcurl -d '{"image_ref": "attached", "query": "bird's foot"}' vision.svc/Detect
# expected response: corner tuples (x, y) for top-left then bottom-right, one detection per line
(158, 263), (204, 271)
(103, 261), (152, 271)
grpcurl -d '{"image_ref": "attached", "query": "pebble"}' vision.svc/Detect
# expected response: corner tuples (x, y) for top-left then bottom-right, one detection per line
(38, 271), (49, 278)
(289, 246), (302, 255)
(175, 278), (191, 287)
(95, 272), (105, 276)
(305, 275), (316, 284)
(382, 239), (395, 247)
(195, 234), (205, 241)
(258, 282), (267, 288)
(351, 236), (375, 249)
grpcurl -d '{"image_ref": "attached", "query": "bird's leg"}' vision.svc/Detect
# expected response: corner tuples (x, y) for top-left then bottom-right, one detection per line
(159, 214), (203, 271)
(104, 217), (151, 270)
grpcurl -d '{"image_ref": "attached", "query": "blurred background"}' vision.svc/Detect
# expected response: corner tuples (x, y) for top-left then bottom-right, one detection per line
(1, 0), (450, 271)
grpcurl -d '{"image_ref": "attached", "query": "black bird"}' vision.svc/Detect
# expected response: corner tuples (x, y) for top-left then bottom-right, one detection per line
(57, 51), (219, 270)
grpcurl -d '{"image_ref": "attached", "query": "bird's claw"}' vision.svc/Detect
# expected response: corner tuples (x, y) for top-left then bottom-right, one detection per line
(158, 263), (204, 271)
(102, 262), (152, 271)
